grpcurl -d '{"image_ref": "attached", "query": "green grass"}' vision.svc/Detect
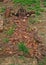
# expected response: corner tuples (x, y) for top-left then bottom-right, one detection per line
(0, 7), (6, 13)
(43, 2), (46, 7)
(3, 38), (9, 43)
(42, 0), (46, 7)
(6, 27), (14, 36)
(6, 24), (16, 36)
(13, 0), (40, 6)
(12, 0), (44, 15)
(18, 42), (29, 54)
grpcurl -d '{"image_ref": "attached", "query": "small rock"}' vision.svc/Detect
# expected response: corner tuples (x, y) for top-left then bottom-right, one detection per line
(23, 19), (26, 21)
(9, 51), (13, 54)
(27, 14), (30, 17)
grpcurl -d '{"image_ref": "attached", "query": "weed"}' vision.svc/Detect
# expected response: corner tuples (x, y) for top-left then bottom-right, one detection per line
(35, 11), (40, 15)
(3, 38), (9, 43)
(42, 0), (46, 7)
(18, 42), (29, 54)
(6, 27), (14, 36)
(40, 8), (44, 12)
(6, 24), (16, 36)
(43, 2), (46, 7)
(0, 7), (6, 13)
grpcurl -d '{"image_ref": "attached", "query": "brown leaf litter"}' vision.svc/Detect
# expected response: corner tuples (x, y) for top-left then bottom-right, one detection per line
(0, 7), (46, 61)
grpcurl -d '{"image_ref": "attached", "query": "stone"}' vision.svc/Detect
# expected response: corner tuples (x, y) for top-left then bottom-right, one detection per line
(23, 19), (26, 22)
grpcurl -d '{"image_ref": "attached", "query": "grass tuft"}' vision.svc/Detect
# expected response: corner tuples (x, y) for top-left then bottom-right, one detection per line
(18, 42), (29, 54)
(0, 7), (6, 13)
(12, 0), (43, 15)
(3, 38), (9, 43)
(6, 24), (16, 36)
(6, 27), (14, 36)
